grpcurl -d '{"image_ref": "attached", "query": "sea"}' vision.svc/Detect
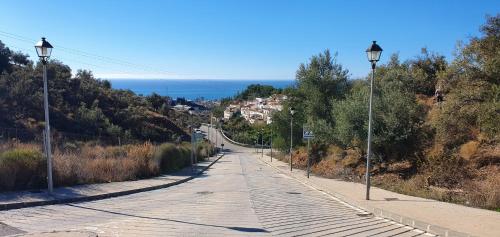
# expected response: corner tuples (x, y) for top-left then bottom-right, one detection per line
(108, 79), (294, 100)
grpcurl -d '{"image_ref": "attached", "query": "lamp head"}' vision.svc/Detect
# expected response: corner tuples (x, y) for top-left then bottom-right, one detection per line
(366, 41), (383, 64)
(35, 37), (53, 64)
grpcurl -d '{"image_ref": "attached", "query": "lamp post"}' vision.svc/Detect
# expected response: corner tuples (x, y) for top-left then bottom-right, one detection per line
(270, 127), (273, 162)
(35, 37), (54, 195)
(219, 119), (224, 155)
(215, 118), (218, 153)
(365, 41), (383, 200)
(261, 128), (264, 158)
(289, 107), (295, 172)
(208, 113), (212, 154)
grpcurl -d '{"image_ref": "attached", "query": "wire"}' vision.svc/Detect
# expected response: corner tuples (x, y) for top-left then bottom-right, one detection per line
(0, 29), (173, 75)
(5, 44), (147, 76)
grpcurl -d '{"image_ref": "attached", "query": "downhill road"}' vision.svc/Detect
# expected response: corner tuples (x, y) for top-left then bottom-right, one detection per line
(0, 126), (432, 236)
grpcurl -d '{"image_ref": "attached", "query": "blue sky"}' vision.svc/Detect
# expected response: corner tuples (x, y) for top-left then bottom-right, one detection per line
(0, 0), (498, 80)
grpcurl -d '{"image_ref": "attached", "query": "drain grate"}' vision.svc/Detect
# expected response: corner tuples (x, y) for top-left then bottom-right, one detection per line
(356, 213), (373, 217)
(384, 197), (399, 201)
(286, 192), (302, 195)
(196, 191), (213, 195)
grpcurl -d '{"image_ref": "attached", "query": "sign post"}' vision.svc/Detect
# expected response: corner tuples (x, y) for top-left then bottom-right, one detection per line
(270, 128), (273, 162)
(191, 130), (195, 172)
(193, 132), (203, 163)
(303, 125), (315, 178)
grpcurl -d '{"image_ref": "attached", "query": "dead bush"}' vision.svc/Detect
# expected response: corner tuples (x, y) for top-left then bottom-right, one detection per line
(459, 140), (479, 160)
(426, 153), (474, 189)
(342, 148), (362, 167)
(464, 170), (500, 210)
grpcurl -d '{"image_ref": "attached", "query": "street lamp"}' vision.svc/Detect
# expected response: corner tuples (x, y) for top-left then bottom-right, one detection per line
(270, 127), (273, 162)
(365, 40), (382, 200)
(215, 118), (218, 153)
(219, 119), (224, 155)
(35, 37), (54, 195)
(261, 128), (264, 158)
(289, 107), (295, 172)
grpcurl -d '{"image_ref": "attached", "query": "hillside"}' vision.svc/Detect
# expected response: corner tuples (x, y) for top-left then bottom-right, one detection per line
(264, 15), (500, 210)
(0, 40), (189, 143)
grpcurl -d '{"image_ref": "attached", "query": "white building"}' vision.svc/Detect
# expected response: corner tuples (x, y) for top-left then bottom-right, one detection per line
(225, 94), (286, 124)
(223, 104), (240, 120)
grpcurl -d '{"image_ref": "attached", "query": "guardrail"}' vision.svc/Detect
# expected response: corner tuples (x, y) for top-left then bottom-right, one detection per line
(220, 129), (257, 148)
(200, 123), (264, 148)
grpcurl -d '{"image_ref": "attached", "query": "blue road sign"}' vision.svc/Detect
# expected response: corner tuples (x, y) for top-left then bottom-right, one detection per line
(303, 125), (314, 139)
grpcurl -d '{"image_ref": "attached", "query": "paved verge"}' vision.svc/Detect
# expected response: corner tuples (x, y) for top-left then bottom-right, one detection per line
(257, 153), (500, 237)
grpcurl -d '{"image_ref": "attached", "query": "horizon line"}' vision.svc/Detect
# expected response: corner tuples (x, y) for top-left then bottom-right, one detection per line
(100, 78), (295, 81)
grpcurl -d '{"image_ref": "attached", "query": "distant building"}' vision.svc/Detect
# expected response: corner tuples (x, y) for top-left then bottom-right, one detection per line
(225, 94), (286, 124)
(173, 104), (192, 111)
(223, 104), (240, 120)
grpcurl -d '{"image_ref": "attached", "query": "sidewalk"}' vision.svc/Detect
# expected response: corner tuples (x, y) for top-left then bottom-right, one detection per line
(0, 155), (223, 211)
(256, 153), (500, 237)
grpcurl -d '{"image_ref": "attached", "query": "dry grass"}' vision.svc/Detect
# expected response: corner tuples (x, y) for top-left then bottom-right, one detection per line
(464, 166), (500, 210)
(372, 173), (468, 204)
(53, 142), (159, 185)
(0, 140), (212, 191)
(460, 141), (480, 160)
(273, 143), (500, 211)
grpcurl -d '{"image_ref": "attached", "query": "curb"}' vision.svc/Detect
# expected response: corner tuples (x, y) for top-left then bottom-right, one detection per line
(257, 155), (476, 237)
(0, 154), (224, 211)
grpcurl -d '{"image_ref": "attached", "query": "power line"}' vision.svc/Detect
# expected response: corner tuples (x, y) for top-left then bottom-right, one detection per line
(6, 44), (142, 75)
(7, 45), (103, 69)
(0, 29), (174, 75)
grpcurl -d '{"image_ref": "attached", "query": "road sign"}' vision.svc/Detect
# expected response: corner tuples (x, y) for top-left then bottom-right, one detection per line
(193, 132), (204, 142)
(303, 125), (314, 139)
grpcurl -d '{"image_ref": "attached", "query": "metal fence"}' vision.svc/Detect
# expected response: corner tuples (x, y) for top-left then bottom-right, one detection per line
(0, 126), (142, 154)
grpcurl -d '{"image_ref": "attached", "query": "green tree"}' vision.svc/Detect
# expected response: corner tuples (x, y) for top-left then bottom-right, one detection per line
(234, 84), (281, 100)
(0, 41), (12, 73)
(331, 80), (369, 148)
(434, 14), (500, 146)
(295, 50), (349, 143)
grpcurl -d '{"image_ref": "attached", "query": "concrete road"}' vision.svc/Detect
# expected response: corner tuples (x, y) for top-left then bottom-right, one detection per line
(0, 127), (432, 236)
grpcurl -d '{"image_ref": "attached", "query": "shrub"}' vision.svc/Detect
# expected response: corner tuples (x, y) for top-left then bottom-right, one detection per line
(272, 136), (288, 153)
(125, 142), (158, 178)
(0, 148), (45, 191)
(426, 154), (473, 188)
(53, 151), (81, 186)
(195, 142), (214, 161)
(459, 141), (479, 160)
(53, 142), (159, 184)
(464, 172), (500, 210)
(154, 143), (190, 172)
